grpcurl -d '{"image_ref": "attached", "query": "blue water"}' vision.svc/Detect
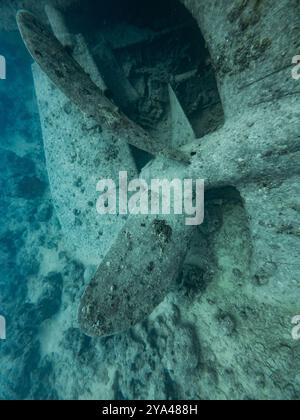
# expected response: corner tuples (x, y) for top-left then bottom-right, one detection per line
(0, 32), (57, 399)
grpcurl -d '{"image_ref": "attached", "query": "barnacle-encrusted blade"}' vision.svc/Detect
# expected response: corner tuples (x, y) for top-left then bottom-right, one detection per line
(79, 214), (193, 337)
(16, 10), (190, 163)
(17, 10), (119, 126)
(169, 84), (195, 149)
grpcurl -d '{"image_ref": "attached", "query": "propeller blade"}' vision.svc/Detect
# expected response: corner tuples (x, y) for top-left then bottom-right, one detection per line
(79, 213), (193, 337)
(16, 10), (190, 163)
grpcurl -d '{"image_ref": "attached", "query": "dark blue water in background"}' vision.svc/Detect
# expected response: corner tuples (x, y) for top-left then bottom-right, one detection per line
(0, 32), (58, 400)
